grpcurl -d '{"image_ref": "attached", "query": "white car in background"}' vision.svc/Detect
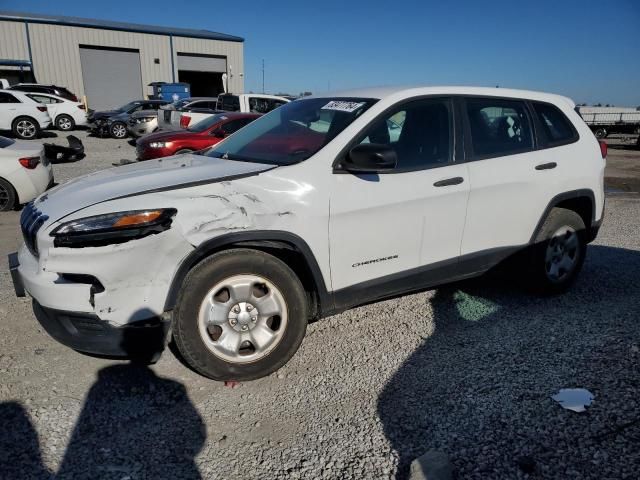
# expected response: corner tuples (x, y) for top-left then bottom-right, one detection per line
(25, 92), (88, 131)
(0, 90), (52, 139)
(0, 136), (53, 211)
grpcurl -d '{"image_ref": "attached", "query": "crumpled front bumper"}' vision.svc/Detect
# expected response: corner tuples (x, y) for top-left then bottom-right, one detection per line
(9, 252), (171, 358)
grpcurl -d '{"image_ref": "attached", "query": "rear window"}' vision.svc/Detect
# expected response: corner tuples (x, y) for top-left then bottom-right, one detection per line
(219, 95), (241, 112)
(0, 137), (15, 148)
(466, 98), (533, 158)
(532, 102), (577, 145)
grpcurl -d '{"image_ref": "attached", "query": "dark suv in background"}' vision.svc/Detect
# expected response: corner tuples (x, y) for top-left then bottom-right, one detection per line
(88, 99), (170, 138)
(9, 83), (79, 102)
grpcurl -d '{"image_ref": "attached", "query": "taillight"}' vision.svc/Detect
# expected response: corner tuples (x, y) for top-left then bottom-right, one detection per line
(70, 94), (78, 102)
(78, 104), (86, 110)
(19, 156), (40, 169)
(180, 115), (191, 128)
(599, 140), (607, 159)
(37, 106), (47, 112)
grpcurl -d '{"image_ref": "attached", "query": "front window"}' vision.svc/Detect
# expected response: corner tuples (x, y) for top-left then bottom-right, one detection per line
(207, 98), (376, 165)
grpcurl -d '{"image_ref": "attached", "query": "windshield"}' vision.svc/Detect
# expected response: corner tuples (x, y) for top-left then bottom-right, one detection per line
(117, 101), (139, 112)
(187, 114), (229, 133)
(174, 99), (191, 110)
(206, 97), (376, 165)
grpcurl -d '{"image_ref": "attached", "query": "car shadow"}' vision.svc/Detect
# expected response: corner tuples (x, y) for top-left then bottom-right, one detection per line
(377, 245), (640, 479)
(0, 311), (206, 479)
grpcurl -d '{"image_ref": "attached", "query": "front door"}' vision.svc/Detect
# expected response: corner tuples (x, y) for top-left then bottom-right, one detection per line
(329, 97), (470, 292)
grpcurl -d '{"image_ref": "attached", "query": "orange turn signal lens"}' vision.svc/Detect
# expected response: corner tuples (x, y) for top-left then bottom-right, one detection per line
(112, 210), (163, 227)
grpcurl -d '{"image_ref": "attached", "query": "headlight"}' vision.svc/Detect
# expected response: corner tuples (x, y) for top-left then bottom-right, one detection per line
(136, 117), (155, 124)
(149, 142), (171, 148)
(51, 209), (177, 248)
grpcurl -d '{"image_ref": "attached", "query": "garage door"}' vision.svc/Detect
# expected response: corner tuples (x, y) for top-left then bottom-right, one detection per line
(177, 53), (227, 72)
(79, 46), (143, 110)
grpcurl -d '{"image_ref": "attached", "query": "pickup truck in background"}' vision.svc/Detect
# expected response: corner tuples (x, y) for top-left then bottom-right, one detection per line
(177, 93), (290, 129)
(576, 106), (640, 138)
(157, 97), (220, 130)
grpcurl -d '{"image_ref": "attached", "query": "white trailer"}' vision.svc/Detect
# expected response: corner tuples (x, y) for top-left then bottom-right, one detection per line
(576, 106), (640, 138)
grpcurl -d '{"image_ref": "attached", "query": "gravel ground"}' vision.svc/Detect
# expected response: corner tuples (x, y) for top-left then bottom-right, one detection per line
(0, 131), (639, 479)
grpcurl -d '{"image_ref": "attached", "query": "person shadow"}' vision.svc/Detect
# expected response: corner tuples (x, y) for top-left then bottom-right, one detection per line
(0, 310), (206, 479)
(377, 245), (640, 479)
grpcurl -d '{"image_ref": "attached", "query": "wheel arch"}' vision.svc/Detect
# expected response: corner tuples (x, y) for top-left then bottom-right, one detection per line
(0, 175), (19, 205)
(164, 231), (331, 319)
(530, 189), (596, 244)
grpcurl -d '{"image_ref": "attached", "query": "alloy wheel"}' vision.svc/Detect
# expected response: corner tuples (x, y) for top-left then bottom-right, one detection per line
(17, 120), (36, 138)
(112, 124), (127, 138)
(58, 117), (72, 130)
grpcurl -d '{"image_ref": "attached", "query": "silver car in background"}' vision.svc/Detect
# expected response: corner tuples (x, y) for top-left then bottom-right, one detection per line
(127, 109), (160, 138)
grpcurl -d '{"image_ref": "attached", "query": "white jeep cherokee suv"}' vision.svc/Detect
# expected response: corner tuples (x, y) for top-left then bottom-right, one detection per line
(9, 87), (605, 381)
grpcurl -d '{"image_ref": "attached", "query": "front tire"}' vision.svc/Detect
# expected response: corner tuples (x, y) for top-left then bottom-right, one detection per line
(110, 122), (128, 139)
(173, 249), (309, 381)
(56, 114), (75, 131)
(0, 178), (17, 211)
(529, 208), (587, 294)
(12, 116), (40, 140)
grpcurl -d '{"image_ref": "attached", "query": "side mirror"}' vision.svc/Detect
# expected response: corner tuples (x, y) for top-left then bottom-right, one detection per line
(341, 143), (397, 173)
(212, 129), (226, 138)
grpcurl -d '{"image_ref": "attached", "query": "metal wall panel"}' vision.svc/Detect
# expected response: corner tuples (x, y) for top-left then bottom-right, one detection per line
(177, 54), (227, 72)
(172, 36), (244, 93)
(27, 23), (172, 101)
(2, 21), (244, 102)
(0, 20), (29, 61)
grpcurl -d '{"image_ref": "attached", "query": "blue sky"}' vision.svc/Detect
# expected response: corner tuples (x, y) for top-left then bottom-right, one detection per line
(2, 0), (639, 105)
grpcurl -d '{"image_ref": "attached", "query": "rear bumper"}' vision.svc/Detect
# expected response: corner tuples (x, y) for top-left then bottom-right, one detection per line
(32, 301), (170, 358)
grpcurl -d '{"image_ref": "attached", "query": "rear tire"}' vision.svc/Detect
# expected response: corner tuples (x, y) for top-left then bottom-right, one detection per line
(173, 249), (309, 381)
(12, 116), (40, 140)
(56, 114), (75, 131)
(528, 208), (587, 294)
(0, 178), (17, 211)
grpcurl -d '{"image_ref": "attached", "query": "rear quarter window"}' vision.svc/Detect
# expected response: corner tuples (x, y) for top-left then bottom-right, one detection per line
(532, 102), (578, 146)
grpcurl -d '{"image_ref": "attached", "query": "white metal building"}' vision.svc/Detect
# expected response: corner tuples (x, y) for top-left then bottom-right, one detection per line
(0, 11), (244, 110)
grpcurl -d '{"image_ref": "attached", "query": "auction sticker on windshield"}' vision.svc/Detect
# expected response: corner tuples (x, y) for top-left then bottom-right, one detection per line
(321, 101), (365, 112)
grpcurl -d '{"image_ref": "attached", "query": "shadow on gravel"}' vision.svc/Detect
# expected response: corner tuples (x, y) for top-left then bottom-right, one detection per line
(378, 245), (640, 479)
(0, 325), (206, 479)
(0, 402), (51, 478)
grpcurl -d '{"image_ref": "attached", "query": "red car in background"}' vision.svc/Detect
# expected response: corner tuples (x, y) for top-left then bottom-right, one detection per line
(136, 112), (260, 160)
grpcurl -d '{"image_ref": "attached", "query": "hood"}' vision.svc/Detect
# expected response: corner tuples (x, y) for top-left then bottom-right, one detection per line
(89, 110), (119, 121)
(138, 129), (203, 144)
(107, 112), (129, 123)
(35, 154), (275, 221)
(131, 109), (158, 119)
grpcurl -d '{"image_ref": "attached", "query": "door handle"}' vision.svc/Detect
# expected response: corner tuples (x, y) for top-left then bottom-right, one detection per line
(433, 177), (464, 187)
(535, 162), (557, 170)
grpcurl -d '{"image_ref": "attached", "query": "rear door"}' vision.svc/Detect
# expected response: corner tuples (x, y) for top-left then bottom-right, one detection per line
(329, 97), (470, 290)
(460, 97), (557, 259)
(0, 92), (21, 129)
